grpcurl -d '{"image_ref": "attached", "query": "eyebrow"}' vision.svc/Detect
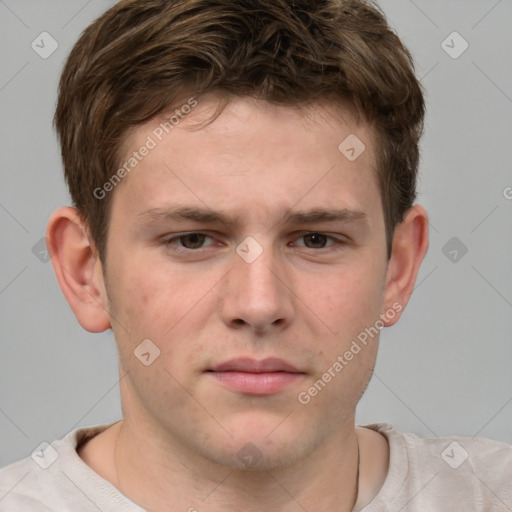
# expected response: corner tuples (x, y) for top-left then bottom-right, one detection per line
(136, 205), (368, 229)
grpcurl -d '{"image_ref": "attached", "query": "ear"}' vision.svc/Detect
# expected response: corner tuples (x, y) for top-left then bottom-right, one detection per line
(381, 204), (429, 327)
(46, 207), (111, 332)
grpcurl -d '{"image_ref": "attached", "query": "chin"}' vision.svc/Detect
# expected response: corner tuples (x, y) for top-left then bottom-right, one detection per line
(206, 437), (314, 473)
(202, 419), (322, 472)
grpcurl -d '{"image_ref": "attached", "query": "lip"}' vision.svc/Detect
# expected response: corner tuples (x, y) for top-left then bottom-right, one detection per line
(208, 357), (303, 373)
(206, 357), (305, 395)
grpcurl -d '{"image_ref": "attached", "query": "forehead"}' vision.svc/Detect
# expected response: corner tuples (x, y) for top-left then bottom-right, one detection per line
(122, 95), (375, 163)
(110, 96), (381, 226)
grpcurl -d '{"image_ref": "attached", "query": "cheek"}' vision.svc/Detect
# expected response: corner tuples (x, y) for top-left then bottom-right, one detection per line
(304, 264), (384, 338)
(107, 253), (179, 331)
(104, 265), (170, 370)
(107, 256), (216, 370)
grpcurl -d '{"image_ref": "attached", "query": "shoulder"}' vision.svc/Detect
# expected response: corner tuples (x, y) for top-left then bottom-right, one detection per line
(0, 450), (57, 511)
(399, 427), (512, 475)
(0, 423), (116, 512)
(407, 429), (512, 509)
(361, 423), (512, 511)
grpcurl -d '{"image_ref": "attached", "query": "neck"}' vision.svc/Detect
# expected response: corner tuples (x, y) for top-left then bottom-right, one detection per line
(113, 417), (361, 512)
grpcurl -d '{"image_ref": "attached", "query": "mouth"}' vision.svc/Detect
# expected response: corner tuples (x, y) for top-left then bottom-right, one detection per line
(205, 357), (306, 395)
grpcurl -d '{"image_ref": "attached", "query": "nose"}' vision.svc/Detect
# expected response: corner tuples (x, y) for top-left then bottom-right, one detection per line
(220, 239), (295, 335)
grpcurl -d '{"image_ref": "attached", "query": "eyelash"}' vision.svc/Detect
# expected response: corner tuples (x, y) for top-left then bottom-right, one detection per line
(162, 231), (347, 254)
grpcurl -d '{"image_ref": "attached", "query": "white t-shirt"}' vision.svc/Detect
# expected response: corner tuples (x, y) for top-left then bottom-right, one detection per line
(0, 422), (510, 511)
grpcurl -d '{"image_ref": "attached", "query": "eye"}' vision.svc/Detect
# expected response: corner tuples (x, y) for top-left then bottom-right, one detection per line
(162, 231), (347, 255)
(294, 232), (341, 249)
(165, 232), (216, 251)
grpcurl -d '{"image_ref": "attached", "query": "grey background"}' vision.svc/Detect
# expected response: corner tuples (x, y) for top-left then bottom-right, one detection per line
(1, 0), (511, 466)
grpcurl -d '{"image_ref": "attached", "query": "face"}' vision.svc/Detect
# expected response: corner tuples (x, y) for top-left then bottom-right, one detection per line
(102, 96), (391, 470)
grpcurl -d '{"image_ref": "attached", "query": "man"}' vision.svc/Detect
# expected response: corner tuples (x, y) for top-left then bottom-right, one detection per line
(1, 0), (510, 510)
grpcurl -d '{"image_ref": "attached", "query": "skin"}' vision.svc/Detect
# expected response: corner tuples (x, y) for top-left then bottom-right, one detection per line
(47, 96), (429, 512)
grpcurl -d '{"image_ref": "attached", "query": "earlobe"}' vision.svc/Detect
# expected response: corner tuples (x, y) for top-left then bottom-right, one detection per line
(381, 204), (429, 327)
(46, 207), (111, 333)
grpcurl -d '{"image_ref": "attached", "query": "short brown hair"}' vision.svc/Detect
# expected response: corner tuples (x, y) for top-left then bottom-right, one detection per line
(54, 0), (425, 261)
